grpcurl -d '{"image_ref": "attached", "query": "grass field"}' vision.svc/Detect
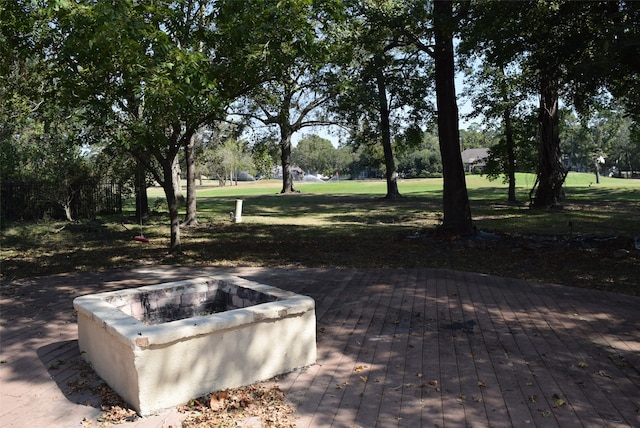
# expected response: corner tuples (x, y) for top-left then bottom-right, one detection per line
(145, 173), (640, 236)
(2, 172), (639, 295)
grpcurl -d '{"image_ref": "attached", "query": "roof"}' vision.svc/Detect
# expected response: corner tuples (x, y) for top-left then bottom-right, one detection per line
(460, 148), (490, 164)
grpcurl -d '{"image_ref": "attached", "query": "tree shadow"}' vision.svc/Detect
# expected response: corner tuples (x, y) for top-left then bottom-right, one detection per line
(36, 340), (103, 408)
(2, 267), (639, 427)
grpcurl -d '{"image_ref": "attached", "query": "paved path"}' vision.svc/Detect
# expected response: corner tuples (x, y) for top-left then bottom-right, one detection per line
(1, 266), (639, 427)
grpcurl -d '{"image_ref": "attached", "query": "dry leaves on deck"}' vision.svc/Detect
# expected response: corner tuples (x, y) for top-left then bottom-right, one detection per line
(179, 384), (297, 428)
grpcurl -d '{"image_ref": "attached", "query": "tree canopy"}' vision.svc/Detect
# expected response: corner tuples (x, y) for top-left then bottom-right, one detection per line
(2, 0), (639, 245)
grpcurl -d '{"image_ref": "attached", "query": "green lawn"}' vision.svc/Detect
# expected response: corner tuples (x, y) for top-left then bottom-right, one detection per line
(2, 172), (639, 295)
(144, 173), (640, 237)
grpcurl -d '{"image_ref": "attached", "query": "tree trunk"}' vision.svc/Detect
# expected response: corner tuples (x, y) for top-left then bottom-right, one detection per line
(504, 106), (517, 203)
(375, 58), (401, 199)
(62, 197), (73, 222)
(182, 132), (197, 226)
(162, 154), (182, 254)
(531, 77), (566, 208)
(156, 146), (182, 253)
(134, 159), (149, 221)
(280, 125), (296, 193)
(164, 180), (181, 253)
(172, 154), (183, 200)
(433, 0), (474, 235)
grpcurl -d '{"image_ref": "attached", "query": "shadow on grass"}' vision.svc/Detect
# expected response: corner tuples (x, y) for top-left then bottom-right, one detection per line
(2, 187), (639, 294)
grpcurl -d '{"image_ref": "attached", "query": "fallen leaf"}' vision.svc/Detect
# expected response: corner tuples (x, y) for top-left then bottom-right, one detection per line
(577, 361), (588, 368)
(359, 376), (368, 383)
(209, 392), (227, 411)
(598, 370), (612, 378)
(477, 380), (486, 388)
(553, 398), (567, 408)
(355, 365), (366, 372)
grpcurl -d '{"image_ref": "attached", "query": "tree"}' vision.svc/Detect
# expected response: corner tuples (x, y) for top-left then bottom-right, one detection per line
(50, 0), (265, 252)
(234, 70), (333, 193)
(292, 134), (349, 176)
(1, 1), (109, 221)
(250, 137), (280, 179)
(461, 1), (639, 207)
(355, 0), (476, 233)
(228, 0), (342, 194)
(332, 0), (433, 199)
(563, 105), (635, 181)
(458, 49), (530, 202)
(431, 0), (474, 234)
(202, 137), (253, 185)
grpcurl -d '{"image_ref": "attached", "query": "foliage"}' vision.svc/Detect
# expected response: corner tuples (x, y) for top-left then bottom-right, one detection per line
(202, 137), (253, 184)
(396, 130), (441, 178)
(565, 106), (636, 177)
(329, 0), (434, 197)
(226, 0), (344, 193)
(250, 136), (280, 179)
(460, 0), (640, 207)
(0, 1), (115, 221)
(484, 111), (539, 180)
(3, 0), (639, 244)
(292, 134), (350, 177)
(45, 0), (281, 251)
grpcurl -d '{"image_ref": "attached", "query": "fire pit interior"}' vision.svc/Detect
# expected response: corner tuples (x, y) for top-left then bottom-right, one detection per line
(105, 277), (279, 325)
(73, 275), (316, 416)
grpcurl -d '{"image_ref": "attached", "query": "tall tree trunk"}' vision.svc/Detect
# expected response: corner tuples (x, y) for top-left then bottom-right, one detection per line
(504, 106), (517, 203)
(134, 159), (149, 221)
(172, 154), (183, 200)
(375, 58), (401, 199)
(154, 145), (182, 253)
(433, 0), (474, 235)
(182, 132), (197, 226)
(162, 152), (182, 253)
(280, 124), (296, 193)
(531, 77), (566, 208)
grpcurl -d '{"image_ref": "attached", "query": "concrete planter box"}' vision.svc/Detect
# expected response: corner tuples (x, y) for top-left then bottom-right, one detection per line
(73, 275), (316, 416)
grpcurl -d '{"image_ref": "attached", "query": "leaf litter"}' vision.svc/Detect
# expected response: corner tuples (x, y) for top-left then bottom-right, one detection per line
(68, 359), (296, 427)
(179, 384), (297, 428)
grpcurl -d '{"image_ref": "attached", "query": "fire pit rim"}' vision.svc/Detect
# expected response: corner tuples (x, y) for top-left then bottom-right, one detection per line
(73, 275), (315, 348)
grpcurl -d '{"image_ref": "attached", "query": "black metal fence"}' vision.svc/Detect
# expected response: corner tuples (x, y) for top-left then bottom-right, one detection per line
(1, 180), (123, 222)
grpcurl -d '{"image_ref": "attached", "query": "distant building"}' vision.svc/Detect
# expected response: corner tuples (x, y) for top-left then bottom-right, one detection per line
(460, 148), (490, 173)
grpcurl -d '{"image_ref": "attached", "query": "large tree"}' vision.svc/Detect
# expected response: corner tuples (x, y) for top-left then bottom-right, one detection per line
(331, 1), (433, 199)
(356, 0), (474, 233)
(50, 0), (269, 252)
(462, 1), (639, 207)
(431, 0), (474, 233)
(227, 0), (341, 194)
(1, 1), (104, 221)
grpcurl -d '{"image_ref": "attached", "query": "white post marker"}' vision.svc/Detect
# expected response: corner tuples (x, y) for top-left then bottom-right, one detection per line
(234, 199), (243, 223)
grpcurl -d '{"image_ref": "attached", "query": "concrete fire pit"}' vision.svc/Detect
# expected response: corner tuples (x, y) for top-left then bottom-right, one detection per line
(73, 275), (316, 416)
